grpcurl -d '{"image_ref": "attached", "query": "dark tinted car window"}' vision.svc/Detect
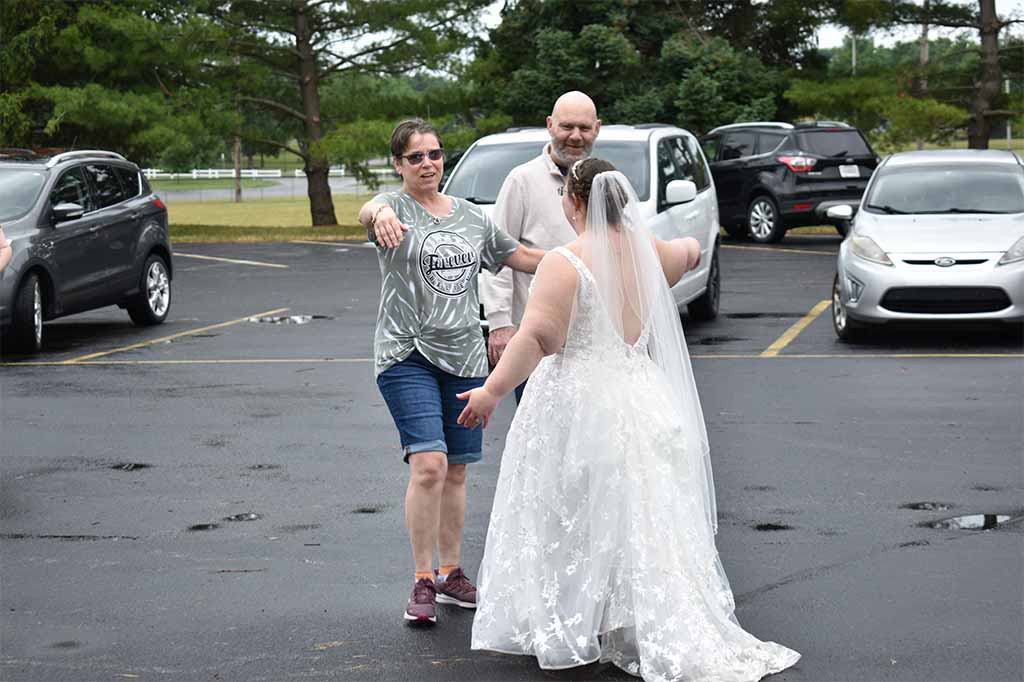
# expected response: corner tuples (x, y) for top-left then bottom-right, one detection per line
(0, 169), (47, 222)
(701, 136), (720, 162)
(680, 137), (710, 190)
(114, 166), (141, 199)
(757, 132), (786, 154)
(720, 132), (755, 160)
(866, 164), (1024, 214)
(657, 140), (679, 203)
(796, 130), (871, 157)
(51, 167), (96, 212)
(84, 163), (127, 208)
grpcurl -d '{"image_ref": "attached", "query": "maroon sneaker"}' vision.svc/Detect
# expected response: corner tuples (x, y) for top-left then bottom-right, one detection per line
(434, 567), (477, 608)
(404, 577), (437, 624)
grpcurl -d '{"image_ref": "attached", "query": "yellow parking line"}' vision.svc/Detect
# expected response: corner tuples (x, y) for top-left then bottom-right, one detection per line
(60, 307), (290, 364)
(778, 352), (1024, 359)
(760, 300), (832, 357)
(175, 253), (289, 269)
(722, 244), (835, 256)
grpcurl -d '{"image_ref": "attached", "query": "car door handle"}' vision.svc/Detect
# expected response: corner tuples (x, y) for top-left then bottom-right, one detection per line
(89, 225), (102, 233)
(129, 212), (140, 219)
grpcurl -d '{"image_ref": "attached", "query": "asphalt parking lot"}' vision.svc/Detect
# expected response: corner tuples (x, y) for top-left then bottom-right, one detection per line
(1, 234), (1021, 682)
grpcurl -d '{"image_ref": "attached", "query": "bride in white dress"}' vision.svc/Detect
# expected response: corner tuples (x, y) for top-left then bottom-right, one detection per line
(457, 158), (800, 682)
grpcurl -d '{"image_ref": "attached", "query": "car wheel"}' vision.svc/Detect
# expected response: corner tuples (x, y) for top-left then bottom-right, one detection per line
(127, 254), (171, 326)
(687, 244), (720, 321)
(721, 222), (747, 240)
(832, 273), (863, 341)
(4, 272), (44, 354)
(747, 195), (784, 243)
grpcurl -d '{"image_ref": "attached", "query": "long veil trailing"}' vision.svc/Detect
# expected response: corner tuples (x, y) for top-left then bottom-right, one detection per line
(580, 170), (717, 536)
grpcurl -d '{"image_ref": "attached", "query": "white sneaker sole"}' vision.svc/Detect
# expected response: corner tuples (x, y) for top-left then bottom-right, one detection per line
(435, 593), (476, 609)
(403, 609), (437, 624)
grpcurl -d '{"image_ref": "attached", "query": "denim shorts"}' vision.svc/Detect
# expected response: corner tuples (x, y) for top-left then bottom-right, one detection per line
(376, 349), (485, 464)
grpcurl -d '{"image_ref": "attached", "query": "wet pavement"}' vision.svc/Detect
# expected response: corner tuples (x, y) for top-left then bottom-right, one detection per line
(1, 235), (1021, 681)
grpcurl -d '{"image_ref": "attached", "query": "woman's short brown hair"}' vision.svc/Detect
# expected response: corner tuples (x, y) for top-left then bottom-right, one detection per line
(390, 118), (443, 159)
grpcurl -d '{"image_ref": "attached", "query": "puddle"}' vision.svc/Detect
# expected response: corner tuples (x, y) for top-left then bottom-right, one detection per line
(899, 540), (930, 548)
(972, 485), (1002, 492)
(351, 505), (387, 514)
(224, 513), (261, 522)
(248, 315), (333, 325)
(50, 641), (80, 649)
(211, 568), (265, 574)
(744, 485), (776, 492)
(900, 502), (954, 511)
(695, 336), (747, 345)
(918, 514), (1016, 530)
(753, 523), (793, 531)
(108, 463), (152, 471)
(248, 464), (281, 471)
(187, 523), (220, 532)
(726, 312), (803, 319)
(0, 533), (137, 541)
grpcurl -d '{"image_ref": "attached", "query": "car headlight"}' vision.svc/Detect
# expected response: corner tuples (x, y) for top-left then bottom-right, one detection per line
(851, 235), (892, 266)
(997, 235), (1024, 265)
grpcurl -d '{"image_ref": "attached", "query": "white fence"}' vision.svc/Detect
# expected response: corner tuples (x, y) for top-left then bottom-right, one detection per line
(143, 166), (394, 180)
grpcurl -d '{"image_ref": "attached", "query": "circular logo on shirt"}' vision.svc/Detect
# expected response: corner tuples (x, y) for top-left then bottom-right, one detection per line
(419, 230), (478, 297)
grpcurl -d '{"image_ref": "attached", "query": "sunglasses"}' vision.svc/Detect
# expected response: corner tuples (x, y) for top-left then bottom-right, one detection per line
(400, 148), (444, 165)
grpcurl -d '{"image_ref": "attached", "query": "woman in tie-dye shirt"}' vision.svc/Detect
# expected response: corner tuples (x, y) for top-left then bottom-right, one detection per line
(358, 119), (545, 626)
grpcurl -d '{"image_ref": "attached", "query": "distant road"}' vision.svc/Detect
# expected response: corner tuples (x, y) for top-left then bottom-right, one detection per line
(158, 175), (400, 202)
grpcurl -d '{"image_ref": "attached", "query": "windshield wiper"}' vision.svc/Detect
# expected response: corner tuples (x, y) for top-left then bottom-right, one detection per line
(830, 150), (849, 157)
(932, 207), (1004, 214)
(866, 204), (907, 214)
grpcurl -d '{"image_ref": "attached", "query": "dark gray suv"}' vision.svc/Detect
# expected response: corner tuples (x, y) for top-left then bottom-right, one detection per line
(0, 149), (172, 354)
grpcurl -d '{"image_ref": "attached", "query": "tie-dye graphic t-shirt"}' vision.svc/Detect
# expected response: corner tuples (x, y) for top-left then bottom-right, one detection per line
(372, 191), (520, 378)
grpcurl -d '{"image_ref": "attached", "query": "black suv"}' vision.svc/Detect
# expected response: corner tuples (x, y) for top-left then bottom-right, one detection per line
(0, 149), (172, 354)
(700, 122), (879, 242)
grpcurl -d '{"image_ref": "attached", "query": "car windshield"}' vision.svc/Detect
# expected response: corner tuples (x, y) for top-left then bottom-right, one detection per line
(444, 140), (651, 203)
(865, 164), (1024, 215)
(0, 168), (47, 222)
(796, 130), (872, 157)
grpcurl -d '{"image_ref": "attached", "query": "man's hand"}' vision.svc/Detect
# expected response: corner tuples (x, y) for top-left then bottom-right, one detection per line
(373, 206), (408, 248)
(487, 326), (516, 366)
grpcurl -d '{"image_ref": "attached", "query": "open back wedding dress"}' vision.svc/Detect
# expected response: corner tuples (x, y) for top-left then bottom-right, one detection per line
(471, 172), (800, 682)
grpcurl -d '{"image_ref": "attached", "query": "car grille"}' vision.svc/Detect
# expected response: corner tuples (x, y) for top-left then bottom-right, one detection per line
(880, 287), (1011, 314)
(902, 259), (988, 266)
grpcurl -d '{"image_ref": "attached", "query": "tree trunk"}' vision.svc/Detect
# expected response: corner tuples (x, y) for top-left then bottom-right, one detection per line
(294, 0), (337, 226)
(916, 1), (930, 150)
(967, 0), (1002, 149)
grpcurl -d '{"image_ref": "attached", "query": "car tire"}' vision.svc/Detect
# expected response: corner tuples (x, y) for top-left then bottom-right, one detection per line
(127, 253), (171, 326)
(832, 273), (863, 341)
(4, 272), (44, 354)
(687, 244), (720, 321)
(721, 222), (747, 240)
(747, 195), (784, 243)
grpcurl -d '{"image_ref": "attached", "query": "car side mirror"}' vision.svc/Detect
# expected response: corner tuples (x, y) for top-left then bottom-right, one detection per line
(665, 179), (697, 205)
(53, 202), (85, 222)
(826, 204), (854, 221)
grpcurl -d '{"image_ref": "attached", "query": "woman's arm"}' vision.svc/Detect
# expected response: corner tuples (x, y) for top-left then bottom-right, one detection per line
(358, 200), (407, 248)
(502, 243), (546, 274)
(457, 253), (577, 426)
(654, 236), (702, 287)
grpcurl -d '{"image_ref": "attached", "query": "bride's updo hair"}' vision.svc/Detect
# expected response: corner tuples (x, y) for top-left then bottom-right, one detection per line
(568, 158), (629, 227)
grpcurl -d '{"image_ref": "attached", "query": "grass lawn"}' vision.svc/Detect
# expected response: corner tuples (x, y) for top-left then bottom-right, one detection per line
(169, 194), (371, 242)
(151, 178), (277, 191)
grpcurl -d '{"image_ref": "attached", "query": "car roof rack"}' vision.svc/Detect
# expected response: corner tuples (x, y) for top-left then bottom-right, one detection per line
(707, 122), (794, 135)
(45, 150), (127, 168)
(793, 120), (852, 129)
(503, 126), (545, 133)
(632, 123), (673, 129)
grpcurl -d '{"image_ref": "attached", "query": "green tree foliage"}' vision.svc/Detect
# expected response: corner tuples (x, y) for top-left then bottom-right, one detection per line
(0, 0), (231, 168)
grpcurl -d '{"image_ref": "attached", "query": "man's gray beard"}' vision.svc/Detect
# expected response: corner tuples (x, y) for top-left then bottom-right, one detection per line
(551, 143), (592, 168)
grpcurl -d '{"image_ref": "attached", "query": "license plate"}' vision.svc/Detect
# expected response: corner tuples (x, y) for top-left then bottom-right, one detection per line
(839, 164), (859, 178)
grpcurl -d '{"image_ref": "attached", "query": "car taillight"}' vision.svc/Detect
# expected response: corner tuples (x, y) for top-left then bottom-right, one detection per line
(153, 197), (166, 210)
(777, 156), (817, 172)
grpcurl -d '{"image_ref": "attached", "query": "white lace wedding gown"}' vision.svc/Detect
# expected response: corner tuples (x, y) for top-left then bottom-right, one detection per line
(471, 247), (800, 682)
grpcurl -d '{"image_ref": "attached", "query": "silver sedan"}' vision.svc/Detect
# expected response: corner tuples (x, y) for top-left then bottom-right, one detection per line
(829, 149), (1024, 339)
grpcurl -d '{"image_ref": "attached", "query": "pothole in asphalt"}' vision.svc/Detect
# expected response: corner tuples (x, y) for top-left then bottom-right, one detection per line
(108, 462), (152, 471)
(224, 513), (261, 522)
(187, 523), (220, 532)
(695, 336), (748, 345)
(900, 502), (954, 511)
(753, 522), (793, 531)
(248, 315), (334, 325)
(918, 514), (1018, 530)
(351, 505), (388, 514)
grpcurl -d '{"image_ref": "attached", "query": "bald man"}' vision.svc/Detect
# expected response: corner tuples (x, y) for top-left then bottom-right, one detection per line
(480, 92), (601, 402)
